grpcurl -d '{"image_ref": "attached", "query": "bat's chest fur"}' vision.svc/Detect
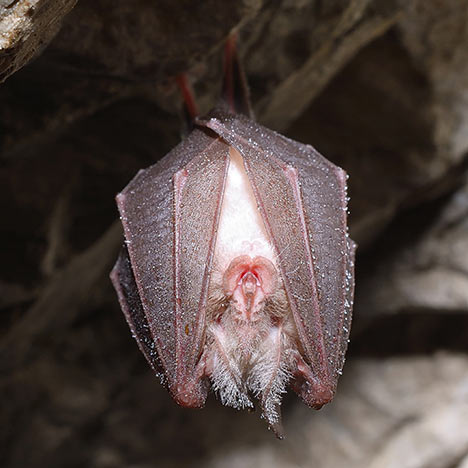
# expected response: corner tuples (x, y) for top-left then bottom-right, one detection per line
(205, 296), (296, 426)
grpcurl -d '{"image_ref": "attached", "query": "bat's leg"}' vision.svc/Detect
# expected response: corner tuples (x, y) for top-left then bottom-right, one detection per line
(176, 73), (199, 133)
(222, 33), (253, 118)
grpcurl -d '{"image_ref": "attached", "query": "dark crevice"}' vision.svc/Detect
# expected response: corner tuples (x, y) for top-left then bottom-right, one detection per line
(350, 312), (468, 357)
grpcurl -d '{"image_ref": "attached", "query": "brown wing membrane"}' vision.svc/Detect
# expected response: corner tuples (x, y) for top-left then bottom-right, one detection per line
(110, 246), (163, 376)
(197, 109), (356, 403)
(116, 128), (230, 407)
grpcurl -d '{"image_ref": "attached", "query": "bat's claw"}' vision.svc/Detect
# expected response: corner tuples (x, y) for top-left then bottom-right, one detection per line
(172, 380), (207, 408)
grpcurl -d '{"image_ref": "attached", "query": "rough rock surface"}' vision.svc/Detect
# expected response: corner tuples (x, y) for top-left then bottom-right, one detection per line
(357, 175), (468, 319)
(1, 1), (468, 467)
(0, 0), (77, 82)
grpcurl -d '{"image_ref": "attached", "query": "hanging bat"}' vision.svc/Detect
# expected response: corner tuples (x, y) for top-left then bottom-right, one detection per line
(110, 36), (356, 438)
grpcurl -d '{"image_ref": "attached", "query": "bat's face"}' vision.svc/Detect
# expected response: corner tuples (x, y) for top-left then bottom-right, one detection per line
(206, 146), (296, 426)
(111, 109), (356, 438)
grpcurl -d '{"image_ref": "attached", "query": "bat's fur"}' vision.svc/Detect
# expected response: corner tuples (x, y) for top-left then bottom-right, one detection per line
(205, 280), (298, 427)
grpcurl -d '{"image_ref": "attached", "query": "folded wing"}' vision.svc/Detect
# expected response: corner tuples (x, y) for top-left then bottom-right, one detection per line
(116, 129), (230, 406)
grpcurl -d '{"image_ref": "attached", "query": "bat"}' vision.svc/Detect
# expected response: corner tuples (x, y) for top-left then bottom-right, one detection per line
(110, 36), (356, 438)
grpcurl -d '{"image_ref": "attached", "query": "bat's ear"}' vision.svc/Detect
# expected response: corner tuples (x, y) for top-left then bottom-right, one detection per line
(221, 33), (254, 119)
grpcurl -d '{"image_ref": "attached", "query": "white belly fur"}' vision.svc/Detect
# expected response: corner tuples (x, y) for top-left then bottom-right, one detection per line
(214, 146), (276, 272)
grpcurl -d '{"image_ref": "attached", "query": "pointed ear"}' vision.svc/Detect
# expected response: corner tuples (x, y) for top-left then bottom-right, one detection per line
(221, 33), (254, 119)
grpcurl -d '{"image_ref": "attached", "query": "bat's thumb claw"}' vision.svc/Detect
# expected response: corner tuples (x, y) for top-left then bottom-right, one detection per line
(172, 380), (207, 408)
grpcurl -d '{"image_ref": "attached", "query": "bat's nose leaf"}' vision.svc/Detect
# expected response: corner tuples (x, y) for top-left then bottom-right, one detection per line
(223, 255), (278, 321)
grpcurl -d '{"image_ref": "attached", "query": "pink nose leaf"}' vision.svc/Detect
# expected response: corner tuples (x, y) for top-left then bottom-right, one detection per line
(223, 255), (277, 321)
